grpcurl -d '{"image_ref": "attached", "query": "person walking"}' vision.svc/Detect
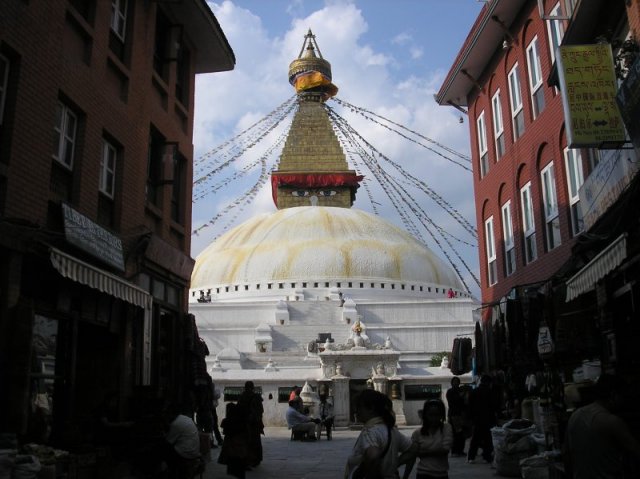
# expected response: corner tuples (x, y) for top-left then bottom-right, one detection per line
(211, 381), (224, 447)
(318, 394), (335, 440)
(466, 375), (497, 464)
(218, 403), (248, 479)
(237, 380), (264, 468)
(445, 376), (467, 456)
(564, 373), (640, 478)
(344, 389), (412, 479)
(400, 399), (453, 479)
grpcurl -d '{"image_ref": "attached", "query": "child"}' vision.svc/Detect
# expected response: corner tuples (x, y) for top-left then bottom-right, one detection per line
(400, 399), (453, 479)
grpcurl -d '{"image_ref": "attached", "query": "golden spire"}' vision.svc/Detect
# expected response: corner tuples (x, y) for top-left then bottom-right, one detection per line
(271, 31), (361, 210)
(288, 29), (338, 101)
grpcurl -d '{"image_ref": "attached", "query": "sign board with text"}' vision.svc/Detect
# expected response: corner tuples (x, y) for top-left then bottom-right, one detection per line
(62, 203), (125, 271)
(558, 44), (626, 147)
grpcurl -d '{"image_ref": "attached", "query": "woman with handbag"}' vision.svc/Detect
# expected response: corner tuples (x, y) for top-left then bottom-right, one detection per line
(344, 389), (412, 479)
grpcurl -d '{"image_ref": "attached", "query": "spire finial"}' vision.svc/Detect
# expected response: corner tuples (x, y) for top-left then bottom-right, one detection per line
(288, 31), (338, 101)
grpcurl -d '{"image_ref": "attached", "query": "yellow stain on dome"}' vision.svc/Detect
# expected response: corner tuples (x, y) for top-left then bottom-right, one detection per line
(192, 207), (461, 290)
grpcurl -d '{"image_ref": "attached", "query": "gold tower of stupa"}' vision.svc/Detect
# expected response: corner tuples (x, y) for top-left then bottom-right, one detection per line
(271, 30), (363, 209)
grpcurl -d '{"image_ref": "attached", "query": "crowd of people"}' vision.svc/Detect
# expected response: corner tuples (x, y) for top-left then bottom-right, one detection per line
(89, 372), (639, 479)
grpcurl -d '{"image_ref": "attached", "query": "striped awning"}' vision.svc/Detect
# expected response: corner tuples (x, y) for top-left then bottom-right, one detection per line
(565, 234), (627, 302)
(50, 247), (152, 309)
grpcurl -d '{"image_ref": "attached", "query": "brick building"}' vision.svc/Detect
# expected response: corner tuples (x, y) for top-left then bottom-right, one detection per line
(437, 0), (640, 396)
(0, 0), (234, 448)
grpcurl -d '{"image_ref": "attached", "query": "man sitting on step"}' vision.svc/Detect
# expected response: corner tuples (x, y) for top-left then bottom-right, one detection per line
(286, 400), (321, 441)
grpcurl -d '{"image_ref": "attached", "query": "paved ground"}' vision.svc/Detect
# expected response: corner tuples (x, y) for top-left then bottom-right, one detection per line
(202, 427), (498, 479)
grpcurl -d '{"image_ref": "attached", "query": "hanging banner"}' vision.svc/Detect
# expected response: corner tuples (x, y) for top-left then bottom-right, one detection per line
(616, 55), (640, 153)
(557, 44), (626, 148)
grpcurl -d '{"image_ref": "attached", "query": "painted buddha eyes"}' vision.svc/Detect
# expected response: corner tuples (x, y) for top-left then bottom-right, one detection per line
(291, 190), (336, 197)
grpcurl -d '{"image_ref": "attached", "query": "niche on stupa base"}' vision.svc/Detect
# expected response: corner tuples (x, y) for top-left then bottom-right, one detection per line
(274, 300), (289, 325)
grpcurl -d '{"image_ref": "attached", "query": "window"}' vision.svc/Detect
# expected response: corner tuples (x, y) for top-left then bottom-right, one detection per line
(100, 139), (117, 198)
(484, 216), (497, 286)
(501, 201), (516, 276)
(110, 0), (128, 41)
(477, 111), (489, 177)
(175, 45), (190, 106)
(53, 101), (78, 169)
(508, 64), (525, 140)
(70, 0), (96, 23)
(146, 126), (164, 207)
(541, 162), (561, 250)
(153, 9), (171, 78)
(564, 148), (585, 236)
(526, 37), (545, 118)
(171, 153), (185, 224)
(0, 54), (8, 126)
(546, 3), (565, 64)
(491, 90), (505, 160)
(521, 182), (537, 263)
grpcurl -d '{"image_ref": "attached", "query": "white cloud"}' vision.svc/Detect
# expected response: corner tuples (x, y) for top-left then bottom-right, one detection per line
(391, 32), (411, 45)
(410, 47), (423, 59)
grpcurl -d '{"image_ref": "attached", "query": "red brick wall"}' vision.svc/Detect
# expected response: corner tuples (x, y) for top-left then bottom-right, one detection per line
(0, 0), (196, 268)
(467, 1), (583, 304)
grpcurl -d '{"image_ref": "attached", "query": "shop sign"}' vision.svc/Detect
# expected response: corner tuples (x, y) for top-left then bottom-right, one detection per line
(558, 44), (626, 147)
(578, 149), (639, 230)
(62, 203), (125, 271)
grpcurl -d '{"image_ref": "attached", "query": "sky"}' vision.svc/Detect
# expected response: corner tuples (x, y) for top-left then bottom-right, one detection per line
(192, 0), (485, 298)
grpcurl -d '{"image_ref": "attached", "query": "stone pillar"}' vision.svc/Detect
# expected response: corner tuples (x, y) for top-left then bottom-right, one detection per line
(392, 398), (407, 426)
(331, 376), (350, 427)
(390, 381), (406, 425)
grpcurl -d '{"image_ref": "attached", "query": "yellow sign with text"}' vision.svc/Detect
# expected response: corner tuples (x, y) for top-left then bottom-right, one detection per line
(558, 44), (626, 147)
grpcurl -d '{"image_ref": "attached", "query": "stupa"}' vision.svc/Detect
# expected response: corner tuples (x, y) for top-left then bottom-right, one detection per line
(190, 30), (477, 426)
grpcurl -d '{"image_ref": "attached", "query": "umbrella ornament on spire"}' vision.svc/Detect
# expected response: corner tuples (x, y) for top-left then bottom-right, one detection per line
(288, 29), (338, 100)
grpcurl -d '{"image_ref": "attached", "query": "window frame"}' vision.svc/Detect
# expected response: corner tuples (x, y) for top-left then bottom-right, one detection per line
(100, 139), (118, 199)
(477, 110), (489, 178)
(491, 89), (505, 160)
(546, 2), (565, 65)
(110, 0), (128, 41)
(564, 148), (585, 236)
(520, 182), (537, 264)
(526, 36), (545, 118)
(53, 101), (78, 170)
(484, 216), (498, 286)
(508, 63), (525, 140)
(541, 162), (561, 250)
(501, 200), (516, 277)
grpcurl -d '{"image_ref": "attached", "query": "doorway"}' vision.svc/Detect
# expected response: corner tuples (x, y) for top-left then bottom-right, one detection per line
(348, 379), (368, 423)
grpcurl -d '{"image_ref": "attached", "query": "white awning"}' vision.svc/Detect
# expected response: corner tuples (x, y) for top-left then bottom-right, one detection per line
(50, 247), (152, 309)
(566, 234), (627, 302)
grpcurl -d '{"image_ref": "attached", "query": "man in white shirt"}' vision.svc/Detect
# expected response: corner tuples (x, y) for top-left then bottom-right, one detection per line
(163, 405), (201, 478)
(286, 400), (320, 440)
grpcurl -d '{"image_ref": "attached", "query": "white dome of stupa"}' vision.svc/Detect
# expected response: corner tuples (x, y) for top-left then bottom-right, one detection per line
(191, 206), (464, 293)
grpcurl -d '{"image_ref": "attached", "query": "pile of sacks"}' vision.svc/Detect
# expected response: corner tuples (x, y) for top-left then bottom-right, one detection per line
(491, 419), (545, 477)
